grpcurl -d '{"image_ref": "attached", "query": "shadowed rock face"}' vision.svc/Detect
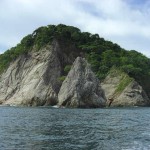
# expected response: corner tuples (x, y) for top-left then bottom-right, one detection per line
(101, 69), (150, 107)
(58, 57), (106, 108)
(0, 40), (79, 106)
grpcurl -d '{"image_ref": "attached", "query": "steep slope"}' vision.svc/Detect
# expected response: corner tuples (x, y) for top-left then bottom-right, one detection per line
(0, 40), (80, 106)
(0, 24), (150, 107)
(58, 57), (106, 108)
(101, 68), (150, 107)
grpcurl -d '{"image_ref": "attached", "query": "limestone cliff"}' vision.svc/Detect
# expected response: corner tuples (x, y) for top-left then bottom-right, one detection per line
(101, 68), (150, 107)
(0, 40), (79, 106)
(58, 57), (106, 108)
(0, 39), (149, 107)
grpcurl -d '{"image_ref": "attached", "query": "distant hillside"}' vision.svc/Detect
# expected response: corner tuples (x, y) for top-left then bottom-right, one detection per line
(0, 24), (150, 97)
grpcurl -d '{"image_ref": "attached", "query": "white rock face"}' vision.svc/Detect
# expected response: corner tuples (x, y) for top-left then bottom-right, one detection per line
(58, 57), (106, 108)
(0, 40), (78, 106)
(0, 45), (59, 106)
(101, 69), (150, 107)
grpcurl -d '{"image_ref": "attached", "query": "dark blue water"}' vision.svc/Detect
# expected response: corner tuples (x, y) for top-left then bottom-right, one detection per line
(0, 106), (150, 150)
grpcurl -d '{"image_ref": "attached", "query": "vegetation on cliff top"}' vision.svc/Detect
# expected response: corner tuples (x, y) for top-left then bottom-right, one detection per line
(109, 67), (134, 96)
(0, 24), (150, 96)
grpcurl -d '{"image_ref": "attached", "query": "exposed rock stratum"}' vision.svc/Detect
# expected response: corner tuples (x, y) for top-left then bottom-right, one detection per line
(58, 57), (106, 108)
(0, 40), (149, 108)
(0, 40), (79, 106)
(101, 68), (150, 107)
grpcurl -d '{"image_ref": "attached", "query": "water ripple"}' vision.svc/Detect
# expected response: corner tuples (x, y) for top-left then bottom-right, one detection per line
(0, 107), (150, 150)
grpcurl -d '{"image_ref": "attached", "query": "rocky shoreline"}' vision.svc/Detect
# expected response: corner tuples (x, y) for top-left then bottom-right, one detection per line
(0, 40), (149, 108)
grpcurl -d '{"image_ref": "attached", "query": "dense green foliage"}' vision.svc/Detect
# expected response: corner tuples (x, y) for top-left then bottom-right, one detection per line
(64, 65), (72, 75)
(0, 34), (34, 72)
(0, 24), (150, 96)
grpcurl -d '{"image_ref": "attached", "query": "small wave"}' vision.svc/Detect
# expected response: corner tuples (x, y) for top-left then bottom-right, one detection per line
(52, 105), (59, 108)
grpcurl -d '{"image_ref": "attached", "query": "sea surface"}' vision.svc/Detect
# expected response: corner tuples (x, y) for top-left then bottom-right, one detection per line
(0, 106), (150, 150)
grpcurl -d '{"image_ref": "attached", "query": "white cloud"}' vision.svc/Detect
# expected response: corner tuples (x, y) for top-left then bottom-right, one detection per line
(0, 0), (150, 57)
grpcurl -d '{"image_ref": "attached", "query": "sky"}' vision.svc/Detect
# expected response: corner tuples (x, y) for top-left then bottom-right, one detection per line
(0, 0), (150, 57)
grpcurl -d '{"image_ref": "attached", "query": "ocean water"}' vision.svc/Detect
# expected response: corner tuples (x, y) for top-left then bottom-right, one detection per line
(0, 106), (150, 150)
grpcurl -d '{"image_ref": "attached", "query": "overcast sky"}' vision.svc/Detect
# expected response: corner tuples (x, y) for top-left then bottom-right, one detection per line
(0, 0), (150, 57)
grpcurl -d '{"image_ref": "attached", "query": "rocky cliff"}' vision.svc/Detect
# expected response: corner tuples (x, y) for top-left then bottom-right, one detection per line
(0, 41), (149, 107)
(0, 40), (106, 107)
(101, 68), (150, 107)
(0, 23), (150, 108)
(0, 40), (80, 106)
(58, 57), (106, 108)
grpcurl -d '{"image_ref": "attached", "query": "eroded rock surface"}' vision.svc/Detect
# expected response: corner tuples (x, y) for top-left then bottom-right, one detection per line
(101, 69), (150, 107)
(58, 57), (106, 108)
(0, 40), (79, 106)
